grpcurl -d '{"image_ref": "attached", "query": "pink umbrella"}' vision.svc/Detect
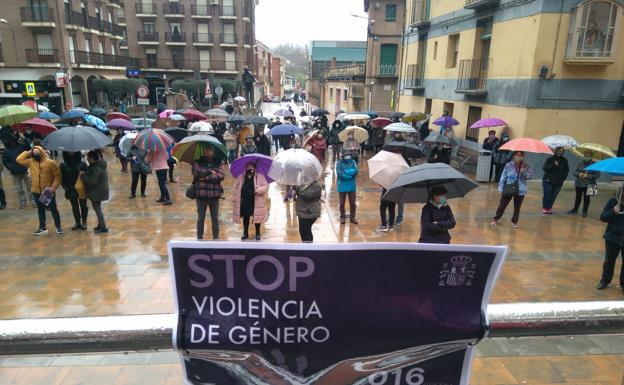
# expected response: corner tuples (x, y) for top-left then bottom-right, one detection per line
(470, 118), (508, 129)
(105, 112), (131, 122)
(13, 118), (57, 137)
(107, 118), (134, 131)
(181, 109), (207, 121)
(370, 117), (392, 128)
(499, 138), (553, 154)
(159, 109), (175, 119)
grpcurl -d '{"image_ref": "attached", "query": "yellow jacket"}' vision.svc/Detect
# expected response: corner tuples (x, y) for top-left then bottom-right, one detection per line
(16, 146), (61, 193)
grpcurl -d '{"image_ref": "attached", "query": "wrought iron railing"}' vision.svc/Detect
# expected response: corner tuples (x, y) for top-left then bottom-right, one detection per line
(456, 58), (490, 93)
(20, 7), (55, 23)
(165, 32), (186, 43)
(377, 64), (398, 77)
(192, 33), (214, 44)
(71, 50), (137, 67)
(163, 3), (184, 15)
(137, 58), (240, 71)
(137, 31), (159, 41)
(220, 33), (237, 44)
(405, 63), (425, 88)
(191, 4), (213, 16)
(135, 3), (157, 14)
(220, 4), (236, 16)
(25, 48), (59, 63)
(323, 64), (366, 79)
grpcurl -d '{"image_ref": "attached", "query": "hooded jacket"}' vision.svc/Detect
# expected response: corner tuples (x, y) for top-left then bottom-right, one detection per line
(2, 139), (30, 175)
(543, 154), (569, 187)
(16, 146), (61, 193)
(419, 202), (456, 244)
(295, 182), (322, 219)
(601, 198), (624, 246)
(336, 158), (358, 193)
(84, 158), (109, 202)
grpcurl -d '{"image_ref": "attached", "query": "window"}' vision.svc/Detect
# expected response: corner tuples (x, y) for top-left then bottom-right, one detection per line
(199, 50), (210, 70)
(329, 87), (333, 98)
(386, 4), (397, 22)
(98, 41), (104, 54)
(424, 98), (432, 115)
(446, 34), (459, 68)
(36, 34), (53, 50)
(145, 48), (157, 67)
(143, 22), (154, 33)
(84, 38), (91, 52)
(566, 0), (621, 61)
(343, 89), (348, 101)
(225, 50), (236, 70)
(111, 44), (116, 55)
(433, 41), (438, 60)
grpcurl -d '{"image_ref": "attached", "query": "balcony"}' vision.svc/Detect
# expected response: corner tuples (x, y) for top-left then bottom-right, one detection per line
(456, 58), (489, 96)
(219, 33), (238, 46)
(163, 3), (184, 17)
(20, 7), (56, 27)
(464, 0), (500, 10)
(377, 64), (398, 77)
(191, 5), (213, 18)
(137, 31), (159, 45)
(192, 33), (214, 46)
(405, 63), (425, 90)
(136, 58), (240, 73)
(25, 48), (60, 65)
(409, 0), (430, 29)
(64, 10), (85, 28)
(135, 3), (157, 16)
(242, 6), (251, 19)
(243, 34), (252, 46)
(322, 64), (366, 81)
(112, 24), (125, 37)
(70, 50), (137, 68)
(118, 16), (126, 25)
(165, 32), (187, 45)
(219, 5), (236, 18)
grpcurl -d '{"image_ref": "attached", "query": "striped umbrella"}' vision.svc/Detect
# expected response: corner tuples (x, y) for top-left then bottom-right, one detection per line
(106, 112), (131, 122)
(172, 135), (227, 164)
(132, 128), (174, 152)
(0, 105), (37, 126)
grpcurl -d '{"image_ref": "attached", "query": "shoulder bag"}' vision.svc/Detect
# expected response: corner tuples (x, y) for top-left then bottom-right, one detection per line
(502, 167), (520, 196)
(586, 184), (598, 196)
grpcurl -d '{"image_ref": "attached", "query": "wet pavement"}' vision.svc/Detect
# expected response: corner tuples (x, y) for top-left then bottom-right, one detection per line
(1, 103), (623, 384)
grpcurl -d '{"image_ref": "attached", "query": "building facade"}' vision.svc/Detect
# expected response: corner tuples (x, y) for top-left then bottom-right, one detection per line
(270, 55), (286, 98)
(254, 40), (272, 102)
(0, 0), (128, 112)
(398, 0), (624, 151)
(320, 62), (366, 117)
(364, 0), (405, 115)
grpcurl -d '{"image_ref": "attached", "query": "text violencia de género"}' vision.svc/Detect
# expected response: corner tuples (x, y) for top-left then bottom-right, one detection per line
(192, 296), (323, 320)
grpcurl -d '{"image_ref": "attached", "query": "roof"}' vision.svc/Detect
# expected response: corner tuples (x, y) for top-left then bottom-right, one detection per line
(309, 41), (367, 62)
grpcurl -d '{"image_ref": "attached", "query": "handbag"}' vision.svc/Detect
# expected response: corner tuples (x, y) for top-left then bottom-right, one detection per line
(186, 177), (197, 200)
(502, 167), (520, 196)
(586, 184), (598, 196)
(138, 162), (152, 175)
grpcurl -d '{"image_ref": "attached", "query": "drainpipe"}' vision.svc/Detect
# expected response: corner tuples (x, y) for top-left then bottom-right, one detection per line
(394, 3), (408, 112)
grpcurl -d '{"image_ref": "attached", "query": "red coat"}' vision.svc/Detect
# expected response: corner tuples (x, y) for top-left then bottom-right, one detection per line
(231, 173), (269, 224)
(309, 137), (327, 163)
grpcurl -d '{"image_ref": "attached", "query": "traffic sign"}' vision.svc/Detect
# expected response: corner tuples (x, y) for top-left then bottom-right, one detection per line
(25, 82), (36, 97)
(137, 98), (150, 105)
(214, 86), (223, 96)
(136, 85), (150, 99)
(204, 81), (212, 98)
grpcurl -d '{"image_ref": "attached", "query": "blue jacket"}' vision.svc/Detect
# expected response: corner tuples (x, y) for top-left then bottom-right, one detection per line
(336, 159), (358, 193)
(498, 161), (533, 196)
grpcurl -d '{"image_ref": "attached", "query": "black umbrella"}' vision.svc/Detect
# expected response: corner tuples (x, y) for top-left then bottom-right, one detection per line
(383, 163), (478, 204)
(383, 141), (425, 159)
(164, 127), (189, 142)
(42, 125), (112, 151)
(90, 107), (106, 117)
(244, 116), (270, 125)
(389, 112), (405, 119)
(228, 115), (246, 124)
(310, 108), (329, 116)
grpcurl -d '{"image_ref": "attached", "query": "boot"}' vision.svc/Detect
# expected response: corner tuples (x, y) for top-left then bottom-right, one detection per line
(340, 216), (346, 225)
(0, 189), (6, 209)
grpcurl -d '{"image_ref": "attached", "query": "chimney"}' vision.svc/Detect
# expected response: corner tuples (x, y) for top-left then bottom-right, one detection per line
(330, 57), (337, 69)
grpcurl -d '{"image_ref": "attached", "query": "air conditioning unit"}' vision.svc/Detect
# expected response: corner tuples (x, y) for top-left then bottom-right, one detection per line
(210, 0), (219, 5)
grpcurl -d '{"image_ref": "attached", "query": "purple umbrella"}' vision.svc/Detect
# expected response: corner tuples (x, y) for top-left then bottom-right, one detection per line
(108, 118), (134, 131)
(470, 118), (508, 129)
(230, 154), (274, 182)
(433, 116), (460, 127)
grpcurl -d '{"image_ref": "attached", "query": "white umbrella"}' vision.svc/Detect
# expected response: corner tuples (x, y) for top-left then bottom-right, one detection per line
(189, 121), (213, 133)
(169, 114), (186, 121)
(336, 113), (347, 121)
(343, 113), (371, 121)
(383, 122), (417, 133)
(234, 96), (246, 103)
(541, 134), (577, 149)
(119, 132), (139, 157)
(268, 148), (322, 186)
(368, 150), (409, 189)
(37, 105), (50, 112)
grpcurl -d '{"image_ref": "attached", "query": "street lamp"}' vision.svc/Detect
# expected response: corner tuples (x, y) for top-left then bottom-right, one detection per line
(0, 18), (18, 63)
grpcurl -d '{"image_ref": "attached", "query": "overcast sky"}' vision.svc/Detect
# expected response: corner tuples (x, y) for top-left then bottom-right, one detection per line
(255, 0), (368, 48)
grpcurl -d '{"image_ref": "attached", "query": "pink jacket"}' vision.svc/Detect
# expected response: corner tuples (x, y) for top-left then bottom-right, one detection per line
(146, 150), (169, 171)
(232, 173), (269, 224)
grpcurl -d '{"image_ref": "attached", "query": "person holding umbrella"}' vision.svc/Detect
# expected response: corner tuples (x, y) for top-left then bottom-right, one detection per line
(336, 151), (358, 225)
(342, 130), (362, 164)
(294, 180), (323, 242)
(192, 146), (225, 240)
(419, 186), (456, 244)
(253, 128), (271, 156)
(493, 132), (512, 182)
(232, 162), (269, 240)
(491, 151), (533, 228)
(328, 120), (344, 164)
(428, 142), (451, 164)
(542, 146), (569, 215)
(309, 131), (327, 165)
(128, 144), (149, 199)
(112, 129), (128, 173)
(146, 148), (172, 206)
(224, 126), (239, 164)
(82, 150), (109, 233)
(241, 135), (257, 156)
(568, 151), (599, 217)
(596, 186), (624, 291)
(60, 152), (88, 230)
(2, 134), (35, 209)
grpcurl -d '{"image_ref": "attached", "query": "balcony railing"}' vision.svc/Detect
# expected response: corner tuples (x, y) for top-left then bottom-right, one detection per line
(377, 64), (398, 77)
(410, 0), (430, 27)
(456, 58), (490, 95)
(191, 5), (213, 16)
(70, 50), (137, 67)
(465, 0), (500, 10)
(65, 10), (86, 26)
(192, 33), (214, 44)
(165, 32), (187, 43)
(219, 33), (237, 44)
(135, 3), (157, 15)
(163, 3), (184, 15)
(323, 64), (366, 80)
(220, 5), (236, 16)
(20, 7), (55, 23)
(405, 63), (425, 89)
(137, 58), (241, 72)
(112, 24), (124, 36)
(118, 15), (126, 23)
(25, 48), (59, 63)
(137, 31), (159, 42)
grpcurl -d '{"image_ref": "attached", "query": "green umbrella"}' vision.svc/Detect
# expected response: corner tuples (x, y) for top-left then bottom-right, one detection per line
(171, 135), (227, 164)
(0, 105), (37, 126)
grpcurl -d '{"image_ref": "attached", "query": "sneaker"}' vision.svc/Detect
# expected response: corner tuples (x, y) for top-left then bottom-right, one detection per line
(94, 227), (109, 234)
(567, 209), (578, 214)
(141, 194), (147, 198)
(375, 226), (388, 233)
(255, 234), (261, 241)
(162, 200), (172, 206)
(542, 209), (549, 215)
(340, 217), (346, 225)
(19, 204), (25, 209)
(33, 228), (48, 236)
(350, 218), (359, 224)
(56, 227), (64, 235)
(395, 219), (403, 226)
(71, 224), (82, 231)
(389, 226), (395, 231)
(129, 195), (136, 199)
(596, 281), (608, 290)
(511, 222), (519, 229)
(582, 212), (588, 218)
(547, 209), (553, 215)
(81, 223), (87, 230)
(490, 219), (499, 226)
(156, 199), (165, 203)
(0, 203), (5, 209)
(30, 202), (37, 208)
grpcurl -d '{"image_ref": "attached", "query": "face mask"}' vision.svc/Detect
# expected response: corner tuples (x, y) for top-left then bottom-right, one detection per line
(25, 129), (32, 134)
(514, 156), (523, 162)
(348, 134), (354, 139)
(33, 154), (42, 161)
(246, 169), (255, 175)
(439, 196), (447, 206)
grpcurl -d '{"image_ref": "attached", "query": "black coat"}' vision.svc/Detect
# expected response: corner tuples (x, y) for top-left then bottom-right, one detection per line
(419, 203), (456, 244)
(2, 141), (30, 175)
(601, 198), (624, 246)
(254, 134), (271, 156)
(543, 155), (570, 187)
(60, 160), (87, 199)
(428, 146), (450, 165)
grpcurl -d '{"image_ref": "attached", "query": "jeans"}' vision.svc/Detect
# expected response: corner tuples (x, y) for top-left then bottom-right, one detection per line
(380, 199), (396, 227)
(242, 216), (261, 237)
(167, 158), (176, 181)
(542, 181), (562, 210)
(12, 174), (34, 206)
(155, 170), (170, 201)
(197, 198), (220, 239)
(91, 200), (106, 228)
(69, 197), (88, 225)
(332, 143), (342, 163)
(338, 192), (356, 218)
(396, 203), (405, 223)
(33, 192), (61, 229)
(245, 85), (254, 107)
(572, 186), (591, 213)
(600, 240), (624, 286)
(131, 172), (147, 197)
(298, 217), (317, 242)
(494, 194), (525, 224)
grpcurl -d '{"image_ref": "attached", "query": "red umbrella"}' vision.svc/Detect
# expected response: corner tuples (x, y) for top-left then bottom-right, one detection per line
(13, 118), (57, 137)
(499, 138), (553, 154)
(180, 109), (207, 121)
(105, 112), (131, 122)
(370, 117), (393, 128)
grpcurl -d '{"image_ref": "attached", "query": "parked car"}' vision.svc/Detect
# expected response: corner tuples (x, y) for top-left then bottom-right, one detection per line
(131, 118), (155, 131)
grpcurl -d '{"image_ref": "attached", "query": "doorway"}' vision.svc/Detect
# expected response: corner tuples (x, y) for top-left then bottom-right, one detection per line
(466, 106), (482, 143)
(335, 89), (341, 115)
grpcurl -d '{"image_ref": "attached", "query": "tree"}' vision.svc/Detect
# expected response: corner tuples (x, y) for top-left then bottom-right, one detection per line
(92, 78), (147, 105)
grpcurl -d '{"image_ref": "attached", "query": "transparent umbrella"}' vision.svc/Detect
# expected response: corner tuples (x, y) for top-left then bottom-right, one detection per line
(268, 149), (322, 186)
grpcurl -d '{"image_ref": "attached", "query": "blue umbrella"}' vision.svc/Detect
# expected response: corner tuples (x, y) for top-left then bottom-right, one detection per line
(586, 157), (624, 176)
(38, 111), (60, 120)
(60, 110), (84, 120)
(83, 114), (109, 133)
(269, 124), (302, 137)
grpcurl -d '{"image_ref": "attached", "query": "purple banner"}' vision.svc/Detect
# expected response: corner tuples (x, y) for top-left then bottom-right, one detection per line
(169, 242), (506, 385)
